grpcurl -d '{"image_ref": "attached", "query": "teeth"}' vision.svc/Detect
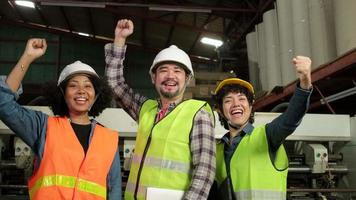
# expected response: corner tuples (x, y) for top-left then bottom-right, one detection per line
(75, 97), (87, 101)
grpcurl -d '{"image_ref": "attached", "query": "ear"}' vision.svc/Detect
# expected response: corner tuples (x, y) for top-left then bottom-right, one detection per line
(185, 75), (192, 85)
(151, 74), (155, 84)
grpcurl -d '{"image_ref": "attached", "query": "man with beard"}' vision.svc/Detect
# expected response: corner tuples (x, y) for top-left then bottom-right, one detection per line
(105, 19), (216, 200)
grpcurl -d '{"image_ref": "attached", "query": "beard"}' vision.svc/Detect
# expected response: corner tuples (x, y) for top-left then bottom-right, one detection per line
(159, 87), (181, 98)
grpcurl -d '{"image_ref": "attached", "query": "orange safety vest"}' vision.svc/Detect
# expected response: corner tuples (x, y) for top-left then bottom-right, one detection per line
(28, 117), (118, 200)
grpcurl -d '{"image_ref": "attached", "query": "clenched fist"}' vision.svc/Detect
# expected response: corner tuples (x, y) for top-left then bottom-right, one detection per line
(292, 56), (312, 90)
(24, 38), (47, 62)
(114, 19), (134, 47)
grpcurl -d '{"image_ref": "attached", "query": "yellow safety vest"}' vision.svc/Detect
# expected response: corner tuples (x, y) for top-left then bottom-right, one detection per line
(215, 126), (288, 200)
(125, 99), (213, 200)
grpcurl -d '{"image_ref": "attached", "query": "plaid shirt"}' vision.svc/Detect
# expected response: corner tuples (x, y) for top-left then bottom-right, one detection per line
(105, 43), (216, 200)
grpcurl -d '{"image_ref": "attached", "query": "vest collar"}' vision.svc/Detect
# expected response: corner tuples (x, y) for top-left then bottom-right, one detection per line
(221, 123), (254, 144)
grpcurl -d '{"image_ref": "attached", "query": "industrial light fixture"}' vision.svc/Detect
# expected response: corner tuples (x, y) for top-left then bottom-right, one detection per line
(320, 86), (356, 104)
(14, 0), (35, 8)
(201, 37), (223, 48)
(78, 32), (90, 37)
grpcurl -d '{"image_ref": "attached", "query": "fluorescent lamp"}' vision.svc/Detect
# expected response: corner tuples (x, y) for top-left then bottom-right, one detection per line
(15, 0), (35, 8)
(201, 37), (223, 48)
(78, 32), (90, 37)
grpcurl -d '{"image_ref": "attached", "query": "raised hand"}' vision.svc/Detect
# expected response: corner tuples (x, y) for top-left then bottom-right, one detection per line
(114, 19), (134, 47)
(292, 56), (312, 90)
(23, 38), (47, 62)
(6, 38), (47, 92)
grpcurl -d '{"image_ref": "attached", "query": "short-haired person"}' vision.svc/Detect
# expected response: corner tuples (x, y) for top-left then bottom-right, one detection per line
(105, 19), (216, 200)
(210, 56), (313, 200)
(0, 38), (122, 199)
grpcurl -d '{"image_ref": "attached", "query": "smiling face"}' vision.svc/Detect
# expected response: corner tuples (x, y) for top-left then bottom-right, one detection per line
(151, 63), (189, 102)
(222, 92), (252, 128)
(64, 74), (96, 117)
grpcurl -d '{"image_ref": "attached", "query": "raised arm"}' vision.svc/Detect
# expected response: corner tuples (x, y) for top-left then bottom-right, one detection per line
(266, 56), (312, 151)
(105, 19), (147, 121)
(6, 38), (47, 92)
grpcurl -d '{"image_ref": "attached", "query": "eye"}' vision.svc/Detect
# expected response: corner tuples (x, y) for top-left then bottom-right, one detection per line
(67, 82), (78, 88)
(223, 99), (231, 104)
(239, 97), (247, 101)
(85, 84), (93, 89)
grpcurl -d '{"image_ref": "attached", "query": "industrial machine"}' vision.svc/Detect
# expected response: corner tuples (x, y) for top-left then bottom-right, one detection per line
(0, 107), (355, 199)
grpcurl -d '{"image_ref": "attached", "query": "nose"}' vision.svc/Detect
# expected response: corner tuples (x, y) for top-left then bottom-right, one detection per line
(231, 98), (241, 108)
(166, 69), (175, 78)
(76, 85), (86, 94)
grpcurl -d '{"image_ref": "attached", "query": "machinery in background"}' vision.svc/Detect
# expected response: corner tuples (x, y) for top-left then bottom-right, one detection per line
(1, 107), (356, 199)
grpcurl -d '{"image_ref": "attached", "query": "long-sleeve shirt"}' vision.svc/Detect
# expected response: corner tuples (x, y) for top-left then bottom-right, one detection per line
(105, 43), (216, 200)
(0, 76), (122, 200)
(221, 84), (313, 170)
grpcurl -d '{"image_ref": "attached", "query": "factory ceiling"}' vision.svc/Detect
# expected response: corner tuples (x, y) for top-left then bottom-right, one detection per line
(0, 0), (355, 116)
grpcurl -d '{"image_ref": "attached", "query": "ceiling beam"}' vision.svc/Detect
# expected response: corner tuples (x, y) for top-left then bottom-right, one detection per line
(59, 7), (72, 32)
(253, 48), (356, 111)
(189, 0), (222, 54)
(35, 4), (50, 27)
(105, 7), (237, 39)
(231, 0), (274, 49)
(188, 14), (212, 54)
(7, 0), (27, 23)
(36, 1), (256, 13)
(0, 18), (218, 64)
(165, 13), (178, 47)
(86, 8), (96, 37)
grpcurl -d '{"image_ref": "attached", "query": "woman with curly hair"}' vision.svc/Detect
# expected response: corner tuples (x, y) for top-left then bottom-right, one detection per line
(0, 38), (121, 200)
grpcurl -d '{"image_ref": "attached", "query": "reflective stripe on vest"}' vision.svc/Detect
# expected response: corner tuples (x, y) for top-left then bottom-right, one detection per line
(29, 174), (106, 199)
(28, 117), (118, 200)
(131, 154), (192, 174)
(125, 182), (146, 198)
(235, 190), (286, 200)
(215, 125), (288, 200)
(125, 99), (213, 200)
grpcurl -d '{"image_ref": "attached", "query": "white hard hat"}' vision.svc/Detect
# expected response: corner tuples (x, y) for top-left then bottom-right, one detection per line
(149, 45), (194, 77)
(57, 61), (99, 86)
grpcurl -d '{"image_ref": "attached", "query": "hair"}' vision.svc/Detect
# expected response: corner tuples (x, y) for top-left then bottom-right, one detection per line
(43, 75), (113, 117)
(214, 84), (255, 129)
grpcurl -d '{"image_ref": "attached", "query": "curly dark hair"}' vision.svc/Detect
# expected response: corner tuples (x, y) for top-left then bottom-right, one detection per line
(214, 84), (255, 130)
(43, 75), (113, 117)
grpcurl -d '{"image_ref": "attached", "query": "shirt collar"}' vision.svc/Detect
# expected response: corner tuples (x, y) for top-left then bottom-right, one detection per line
(221, 122), (255, 144)
(157, 99), (179, 112)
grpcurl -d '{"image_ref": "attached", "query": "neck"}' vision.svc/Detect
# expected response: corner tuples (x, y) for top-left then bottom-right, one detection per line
(160, 96), (182, 110)
(229, 122), (247, 139)
(68, 112), (91, 125)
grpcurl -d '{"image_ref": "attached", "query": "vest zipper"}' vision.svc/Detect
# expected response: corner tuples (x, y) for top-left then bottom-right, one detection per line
(134, 134), (153, 199)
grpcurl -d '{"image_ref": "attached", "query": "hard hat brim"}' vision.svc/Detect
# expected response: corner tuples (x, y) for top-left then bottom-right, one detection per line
(214, 78), (254, 95)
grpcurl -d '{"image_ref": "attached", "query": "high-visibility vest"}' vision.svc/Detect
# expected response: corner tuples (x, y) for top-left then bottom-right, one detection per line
(28, 117), (118, 200)
(215, 126), (288, 200)
(125, 99), (213, 200)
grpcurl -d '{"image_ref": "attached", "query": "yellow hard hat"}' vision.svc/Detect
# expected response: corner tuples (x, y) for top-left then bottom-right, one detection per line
(214, 78), (254, 95)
